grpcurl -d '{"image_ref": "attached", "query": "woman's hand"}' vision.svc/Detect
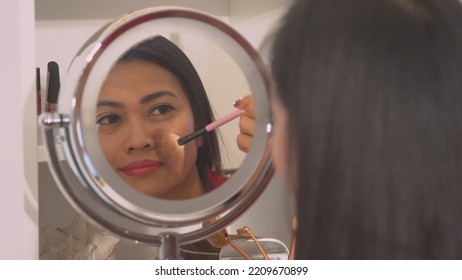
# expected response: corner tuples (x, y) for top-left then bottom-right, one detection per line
(234, 95), (255, 153)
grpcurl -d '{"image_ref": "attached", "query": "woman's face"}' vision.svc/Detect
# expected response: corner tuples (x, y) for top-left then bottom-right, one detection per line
(271, 93), (295, 193)
(97, 60), (204, 200)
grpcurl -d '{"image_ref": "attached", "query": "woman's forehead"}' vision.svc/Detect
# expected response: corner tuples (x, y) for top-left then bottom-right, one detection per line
(99, 60), (189, 102)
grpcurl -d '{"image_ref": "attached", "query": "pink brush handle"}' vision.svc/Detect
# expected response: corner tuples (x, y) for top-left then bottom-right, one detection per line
(205, 109), (244, 131)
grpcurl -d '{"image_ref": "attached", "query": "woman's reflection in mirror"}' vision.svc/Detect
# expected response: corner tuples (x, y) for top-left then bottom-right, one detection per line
(97, 36), (228, 200)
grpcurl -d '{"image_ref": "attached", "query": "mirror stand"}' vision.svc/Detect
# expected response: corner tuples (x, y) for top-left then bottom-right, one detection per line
(158, 233), (181, 260)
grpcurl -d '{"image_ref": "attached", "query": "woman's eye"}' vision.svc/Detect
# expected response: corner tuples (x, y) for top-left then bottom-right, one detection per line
(96, 114), (121, 126)
(150, 104), (174, 115)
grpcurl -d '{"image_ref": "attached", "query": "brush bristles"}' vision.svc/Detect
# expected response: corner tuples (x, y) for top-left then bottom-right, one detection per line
(153, 132), (185, 173)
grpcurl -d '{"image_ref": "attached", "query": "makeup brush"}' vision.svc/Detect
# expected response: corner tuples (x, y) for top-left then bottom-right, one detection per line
(177, 109), (244, 146)
(153, 130), (185, 173)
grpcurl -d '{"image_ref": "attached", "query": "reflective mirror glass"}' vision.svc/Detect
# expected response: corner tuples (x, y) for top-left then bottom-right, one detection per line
(96, 34), (251, 200)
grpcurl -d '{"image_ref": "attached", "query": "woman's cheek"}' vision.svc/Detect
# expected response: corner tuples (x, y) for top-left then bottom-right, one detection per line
(99, 134), (118, 167)
(157, 116), (194, 137)
(272, 126), (287, 179)
(271, 100), (296, 193)
(183, 139), (199, 170)
(172, 120), (196, 140)
(178, 121), (199, 170)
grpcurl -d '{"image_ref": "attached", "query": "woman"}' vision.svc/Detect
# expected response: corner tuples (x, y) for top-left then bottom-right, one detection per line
(268, 0), (462, 259)
(97, 35), (225, 200)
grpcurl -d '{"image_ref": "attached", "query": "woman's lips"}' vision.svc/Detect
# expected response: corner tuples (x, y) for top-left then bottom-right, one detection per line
(120, 160), (162, 177)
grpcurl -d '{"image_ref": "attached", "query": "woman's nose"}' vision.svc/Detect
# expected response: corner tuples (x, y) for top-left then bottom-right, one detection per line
(125, 121), (154, 152)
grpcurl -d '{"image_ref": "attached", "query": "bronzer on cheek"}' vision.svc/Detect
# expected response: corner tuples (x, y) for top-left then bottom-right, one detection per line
(153, 130), (185, 173)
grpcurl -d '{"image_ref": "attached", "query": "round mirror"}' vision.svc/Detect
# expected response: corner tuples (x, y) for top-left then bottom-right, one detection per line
(39, 6), (274, 255)
(97, 34), (250, 200)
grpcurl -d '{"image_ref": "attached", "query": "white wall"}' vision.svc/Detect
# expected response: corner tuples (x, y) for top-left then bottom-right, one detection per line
(230, 0), (292, 50)
(35, 0), (229, 21)
(0, 0), (38, 259)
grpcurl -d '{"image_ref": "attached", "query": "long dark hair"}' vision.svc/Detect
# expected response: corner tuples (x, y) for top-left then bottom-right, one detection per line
(120, 35), (222, 191)
(272, 0), (462, 259)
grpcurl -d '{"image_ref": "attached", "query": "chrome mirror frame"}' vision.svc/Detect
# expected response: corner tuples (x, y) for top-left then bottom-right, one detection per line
(38, 7), (274, 259)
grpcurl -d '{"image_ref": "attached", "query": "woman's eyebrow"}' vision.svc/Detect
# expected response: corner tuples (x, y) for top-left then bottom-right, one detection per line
(97, 100), (123, 108)
(139, 91), (178, 104)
